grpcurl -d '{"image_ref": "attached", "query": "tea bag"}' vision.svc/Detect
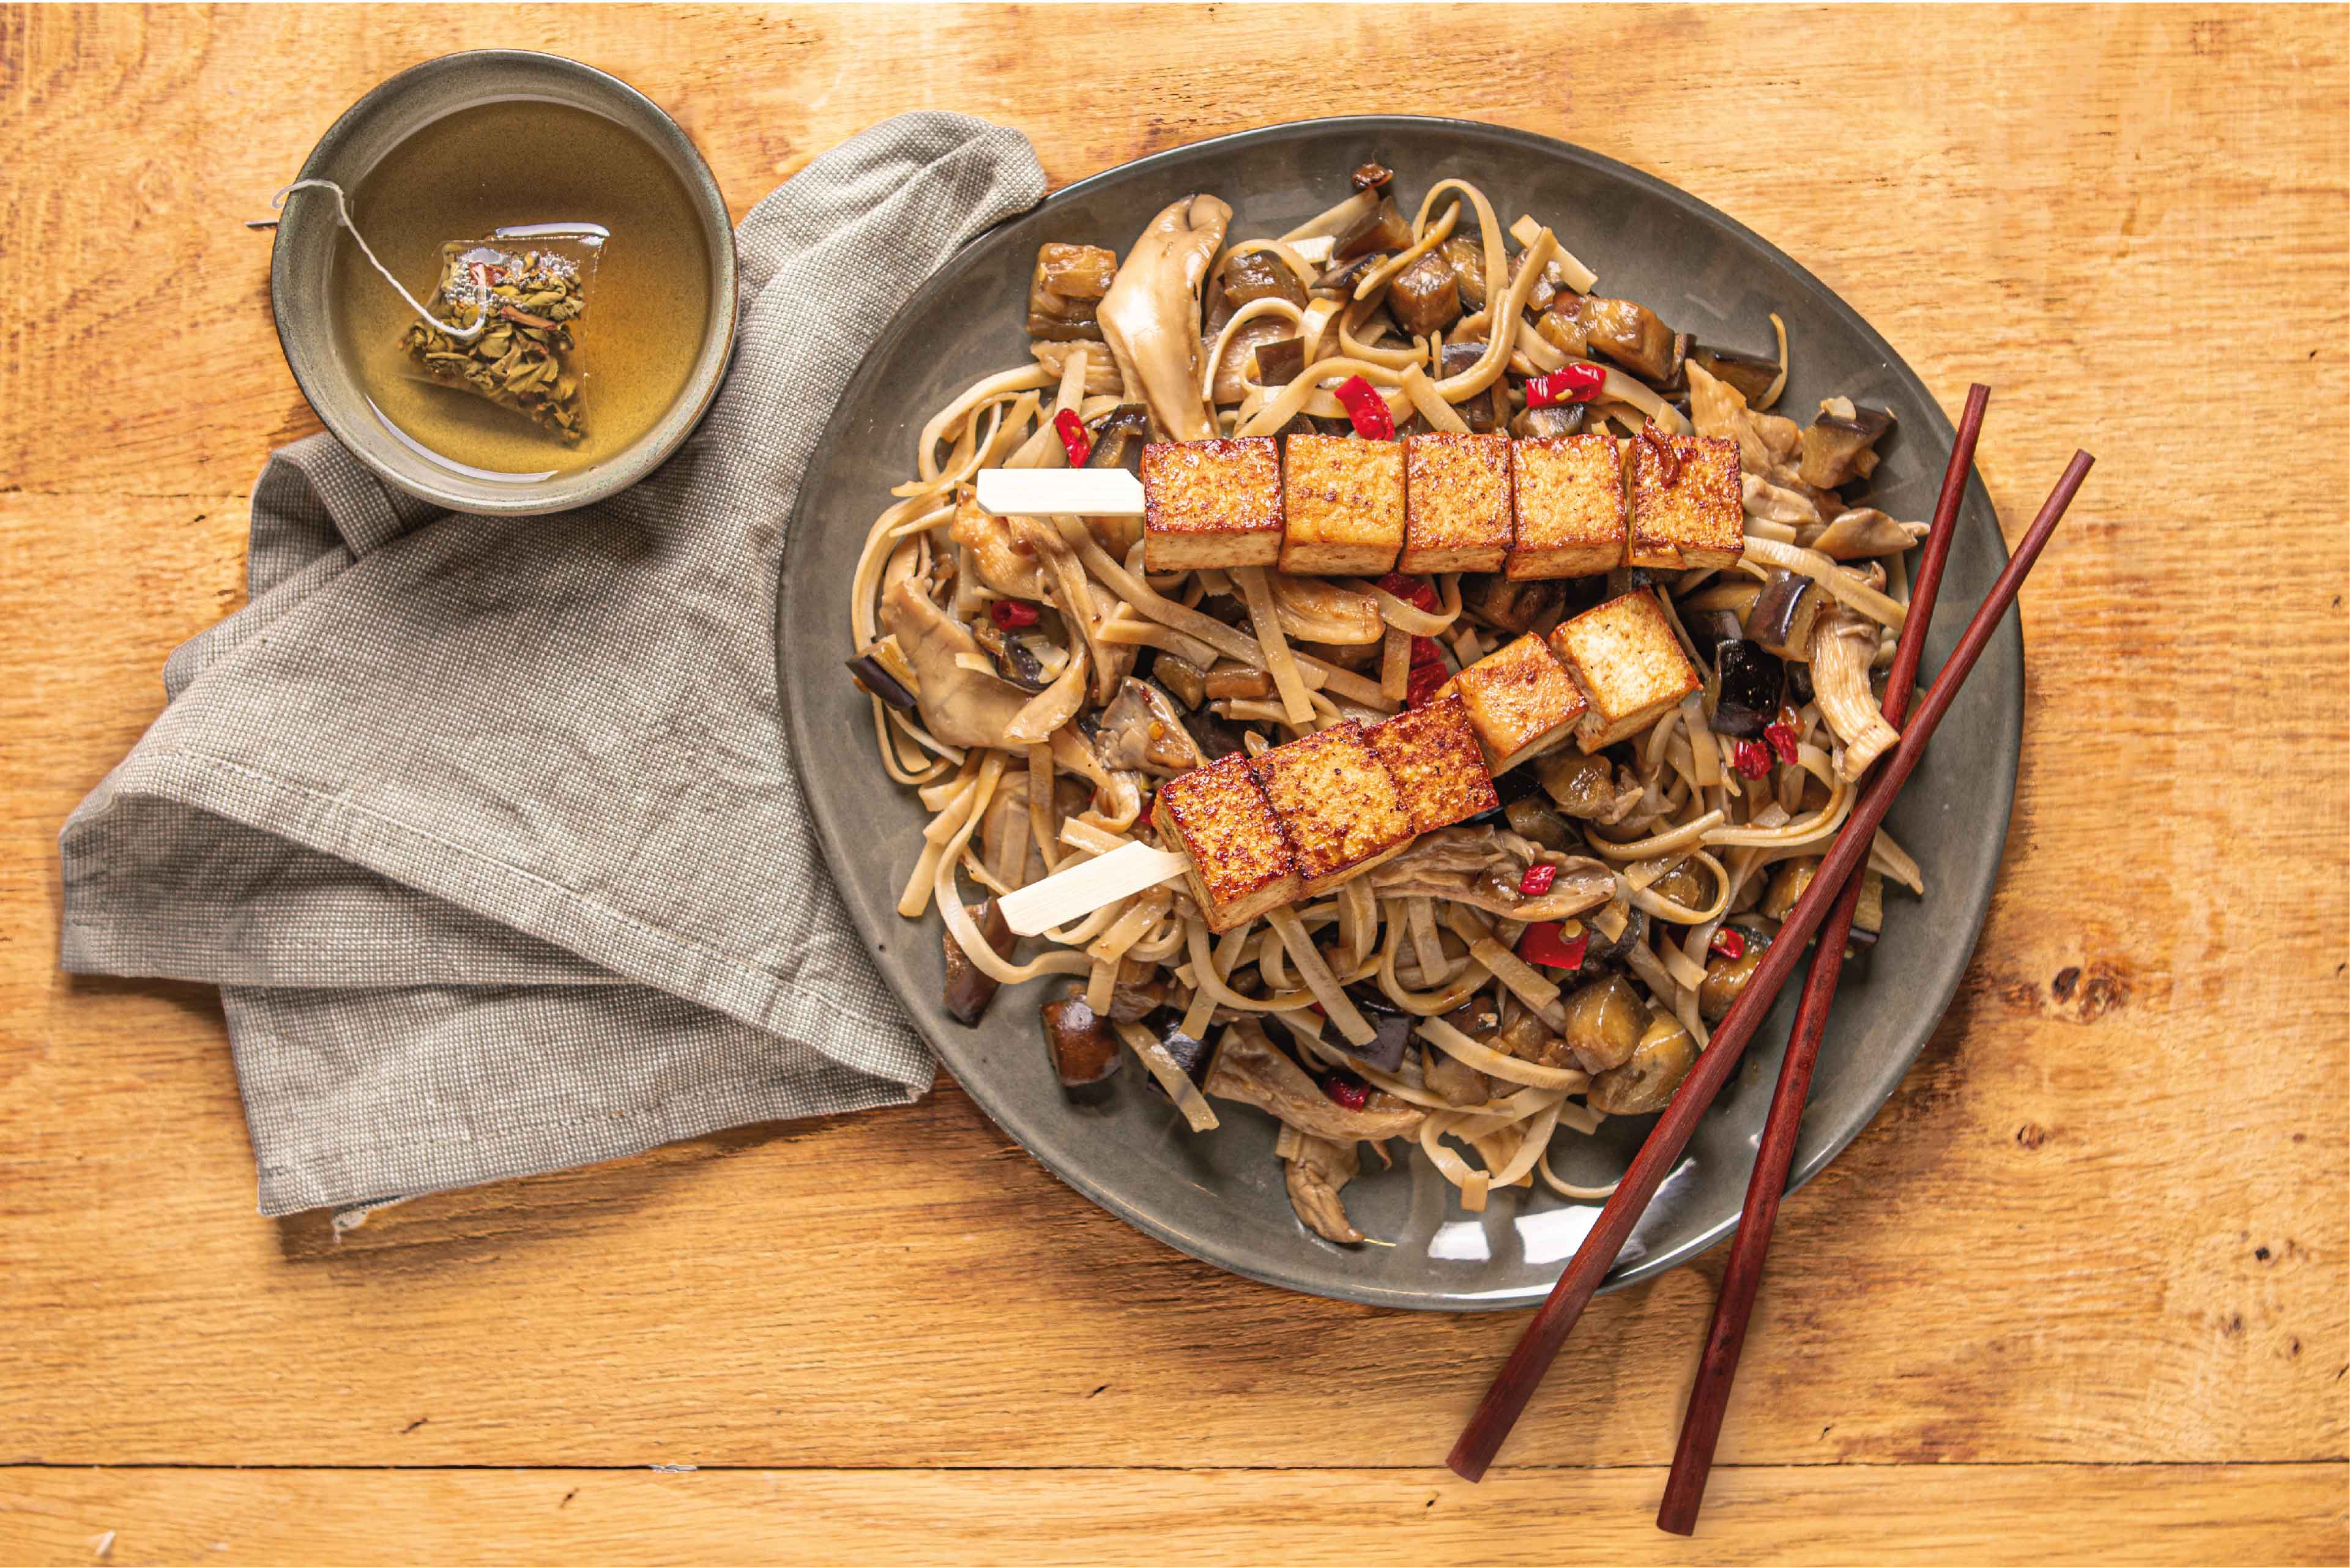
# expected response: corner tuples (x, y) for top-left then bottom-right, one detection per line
(400, 225), (606, 443)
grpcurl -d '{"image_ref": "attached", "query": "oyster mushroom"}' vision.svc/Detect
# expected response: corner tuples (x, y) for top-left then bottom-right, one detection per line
(879, 574), (1031, 749)
(1205, 1020), (1424, 1143)
(1098, 194), (1232, 442)
(1284, 1135), (1364, 1244)
(1096, 678), (1209, 777)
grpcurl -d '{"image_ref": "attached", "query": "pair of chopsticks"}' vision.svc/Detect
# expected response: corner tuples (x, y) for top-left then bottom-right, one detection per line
(1446, 392), (2095, 1525)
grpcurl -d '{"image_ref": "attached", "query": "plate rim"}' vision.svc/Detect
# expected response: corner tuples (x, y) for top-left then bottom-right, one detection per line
(779, 114), (2021, 1311)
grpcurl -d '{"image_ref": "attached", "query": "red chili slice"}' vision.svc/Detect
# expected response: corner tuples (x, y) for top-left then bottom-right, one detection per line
(989, 598), (1040, 630)
(1519, 863), (1557, 897)
(1405, 660), (1451, 708)
(1517, 921), (1589, 970)
(1376, 571), (1440, 612)
(1052, 408), (1092, 467)
(1729, 737), (1772, 778)
(1523, 363), (1607, 409)
(1408, 635), (1446, 669)
(1333, 375), (1396, 440)
(1710, 927), (1746, 961)
(1322, 1070), (1370, 1110)
(1763, 722), (1799, 766)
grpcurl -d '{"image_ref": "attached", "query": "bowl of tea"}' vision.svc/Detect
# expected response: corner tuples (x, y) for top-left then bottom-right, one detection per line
(270, 51), (737, 515)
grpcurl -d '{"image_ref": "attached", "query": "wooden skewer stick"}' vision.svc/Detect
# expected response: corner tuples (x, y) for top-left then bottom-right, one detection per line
(1655, 383), (1990, 1536)
(975, 467), (1144, 518)
(1446, 445), (2096, 1486)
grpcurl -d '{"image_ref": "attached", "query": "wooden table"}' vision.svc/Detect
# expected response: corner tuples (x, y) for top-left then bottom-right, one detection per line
(3, 6), (2345, 1563)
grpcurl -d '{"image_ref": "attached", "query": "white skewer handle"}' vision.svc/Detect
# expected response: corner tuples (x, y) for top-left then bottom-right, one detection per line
(997, 839), (1187, 936)
(975, 467), (1145, 518)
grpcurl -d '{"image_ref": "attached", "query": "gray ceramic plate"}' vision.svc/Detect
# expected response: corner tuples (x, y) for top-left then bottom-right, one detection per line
(780, 117), (2019, 1311)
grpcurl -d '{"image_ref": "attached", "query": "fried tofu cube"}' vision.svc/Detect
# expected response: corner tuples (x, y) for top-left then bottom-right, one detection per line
(1280, 433), (1405, 576)
(1401, 433), (1512, 573)
(1152, 752), (1301, 932)
(1366, 691), (1500, 834)
(1548, 590), (1703, 751)
(1508, 433), (1626, 579)
(1249, 721), (1416, 896)
(1142, 437), (1283, 572)
(1627, 433), (1743, 570)
(1442, 633), (1590, 773)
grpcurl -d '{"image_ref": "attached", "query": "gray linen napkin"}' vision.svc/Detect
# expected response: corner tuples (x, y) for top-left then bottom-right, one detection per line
(59, 113), (1048, 1216)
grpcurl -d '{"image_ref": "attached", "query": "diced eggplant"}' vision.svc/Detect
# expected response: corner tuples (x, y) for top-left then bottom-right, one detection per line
(1534, 307), (1588, 360)
(1762, 858), (1818, 922)
(1689, 343), (1781, 405)
(1336, 984), (1413, 1075)
(1386, 250), (1462, 337)
(1154, 652), (1208, 710)
(1350, 161), (1395, 192)
(1178, 705), (1247, 762)
(1537, 750), (1618, 819)
(1437, 341), (1507, 432)
(1686, 606), (1746, 653)
(1560, 973), (1647, 1072)
(1503, 795), (1577, 853)
(1026, 242), (1115, 342)
(944, 900), (1015, 1025)
(1511, 401), (1588, 440)
(1223, 248), (1308, 311)
(1798, 405), (1896, 488)
(1785, 658), (1815, 706)
(1586, 1014), (1697, 1115)
(1643, 332), (1694, 395)
(1333, 195), (1414, 261)
(1141, 1008), (1217, 1091)
(1649, 858), (1708, 913)
(1503, 249), (1561, 312)
(1462, 572), (1565, 636)
(1491, 993), (1563, 1066)
(1082, 404), (1152, 472)
(1574, 296), (1677, 382)
(1745, 570), (1825, 661)
(1710, 639), (1785, 738)
(1312, 251), (1391, 297)
(1254, 336), (1306, 388)
(1440, 236), (1489, 311)
(1576, 906), (1647, 977)
(1698, 925), (1775, 1022)
(845, 653), (918, 713)
(1041, 993), (1122, 1090)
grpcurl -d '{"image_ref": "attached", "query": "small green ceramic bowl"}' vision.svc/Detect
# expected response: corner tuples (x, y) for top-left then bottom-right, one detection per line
(269, 50), (737, 516)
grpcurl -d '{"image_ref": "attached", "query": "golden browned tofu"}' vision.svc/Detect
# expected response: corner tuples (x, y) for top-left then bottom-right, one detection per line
(1627, 432), (1743, 570)
(1249, 721), (1416, 896)
(1443, 633), (1590, 773)
(1508, 433), (1626, 579)
(1366, 691), (1500, 834)
(1401, 433), (1511, 574)
(1548, 590), (1703, 751)
(1152, 752), (1302, 932)
(1280, 433), (1405, 576)
(1142, 437), (1283, 572)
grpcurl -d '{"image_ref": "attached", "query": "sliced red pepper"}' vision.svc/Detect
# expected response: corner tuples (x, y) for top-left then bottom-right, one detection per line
(1404, 659), (1451, 708)
(1522, 363), (1607, 409)
(1516, 921), (1589, 970)
(1052, 408), (1092, 467)
(989, 598), (1040, 631)
(1762, 721), (1799, 766)
(1376, 571), (1440, 612)
(1333, 374), (1396, 440)
(1710, 927), (1746, 961)
(1729, 737), (1772, 778)
(1322, 1069), (1370, 1110)
(1519, 863), (1557, 897)
(1408, 634), (1447, 669)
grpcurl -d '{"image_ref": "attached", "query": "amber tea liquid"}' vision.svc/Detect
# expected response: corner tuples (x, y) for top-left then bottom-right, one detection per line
(331, 99), (714, 480)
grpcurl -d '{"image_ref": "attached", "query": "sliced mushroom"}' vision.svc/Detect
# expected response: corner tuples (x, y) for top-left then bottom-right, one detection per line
(879, 574), (1033, 749)
(1332, 194), (1414, 261)
(1096, 677), (1208, 777)
(1286, 1135), (1364, 1243)
(1153, 652), (1209, 709)
(950, 492), (1051, 601)
(1205, 1020), (1426, 1142)
(1423, 1045), (1492, 1107)
(1688, 343), (1782, 405)
(1798, 404), (1895, 488)
(1367, 826), (1613, 923)
(1098, 194), (1232, 442)
(1688, 360), (1804, 482)
(1804, 508), (1927, 561)
(1211, 314), (1297, 405)
(1537, 751), (1618, 819)
(1269, 573), (1385, 645)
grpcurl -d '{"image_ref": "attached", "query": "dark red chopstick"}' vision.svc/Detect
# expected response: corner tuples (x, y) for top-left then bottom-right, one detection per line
(1448, 445), (2095, 1485)
(1655, 384), (1989, 1536)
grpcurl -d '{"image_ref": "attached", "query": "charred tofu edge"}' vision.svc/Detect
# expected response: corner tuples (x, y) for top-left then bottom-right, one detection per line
(1248, 721), (1418, 896)
(1444, 633), (1591, 774)
(1366, 691), (1502, 834)
(1547, 591), (1704, 751)
(1151, 752), (1301, 932)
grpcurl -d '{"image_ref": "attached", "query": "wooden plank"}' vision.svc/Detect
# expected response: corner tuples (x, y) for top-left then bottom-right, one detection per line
(0, 1463), (2343, 1567)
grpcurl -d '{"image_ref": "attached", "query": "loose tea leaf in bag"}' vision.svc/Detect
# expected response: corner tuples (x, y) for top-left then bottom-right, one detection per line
(401, 225), (606, 443)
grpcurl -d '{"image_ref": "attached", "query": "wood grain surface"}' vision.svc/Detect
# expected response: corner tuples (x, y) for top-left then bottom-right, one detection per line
(2, 5), (2346, 1564)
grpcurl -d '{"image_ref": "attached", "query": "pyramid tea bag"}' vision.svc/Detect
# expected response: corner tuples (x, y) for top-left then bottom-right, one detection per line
(400, 224), (607, 443)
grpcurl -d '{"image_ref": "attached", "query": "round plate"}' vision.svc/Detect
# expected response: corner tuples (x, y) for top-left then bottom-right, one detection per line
(780, 116), (2019, 1310)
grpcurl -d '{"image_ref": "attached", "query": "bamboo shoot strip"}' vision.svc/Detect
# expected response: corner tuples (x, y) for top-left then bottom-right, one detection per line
(999, 840), (1186, 937)
(1446, 446), (2094, 1485)
(1658, 382), (1988, 1537)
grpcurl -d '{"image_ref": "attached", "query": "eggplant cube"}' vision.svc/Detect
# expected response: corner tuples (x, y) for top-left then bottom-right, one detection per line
(1508, 433), (1626, 579)
(1280, 433), (1405, 576)
(1152, 752), (1301, 932)
(1248, 721), (1416, 896)
(1549, 590), (1702, 751)
(1366, 690), (1500, 834)
(1402, 432), (1513, 574)
(1627, 433), (1743, 570)
(1442, 632), (1590, 773)
(1142, 437), (1284, 573)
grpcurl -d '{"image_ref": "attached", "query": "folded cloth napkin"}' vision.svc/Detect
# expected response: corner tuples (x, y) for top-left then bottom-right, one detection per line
(59, 113), (1048, 1216)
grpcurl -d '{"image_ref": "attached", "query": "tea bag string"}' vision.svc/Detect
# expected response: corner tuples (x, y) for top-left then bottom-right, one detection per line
(248, 179), (486, 343)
